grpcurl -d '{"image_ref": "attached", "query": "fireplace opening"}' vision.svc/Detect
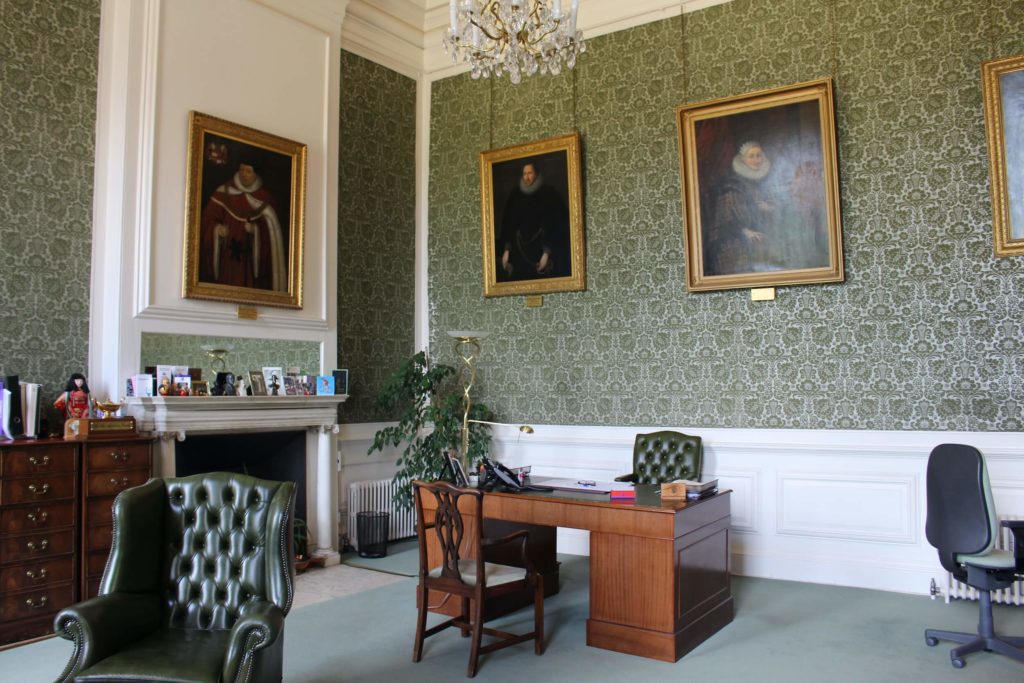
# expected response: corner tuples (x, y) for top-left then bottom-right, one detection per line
(174, 431), (307, 525)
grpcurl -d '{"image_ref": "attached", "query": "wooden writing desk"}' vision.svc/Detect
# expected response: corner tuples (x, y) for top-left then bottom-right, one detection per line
(422, 484), (732, 662)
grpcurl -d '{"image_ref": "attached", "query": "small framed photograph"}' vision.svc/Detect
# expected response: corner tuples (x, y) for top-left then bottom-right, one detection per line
(444, 451), (468, 487)
(262, 367), (284, 396)
(192, 380), (209, 397)
(248, 370), (267, 396)
(172, 374), (192, 396)
(332, 368), (349, 395)
(283, 376), (299, 396)
(316, 375), (334, 395)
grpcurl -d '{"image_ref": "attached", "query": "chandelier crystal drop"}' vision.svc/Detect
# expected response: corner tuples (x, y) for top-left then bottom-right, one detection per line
(444, 0), (586, 84)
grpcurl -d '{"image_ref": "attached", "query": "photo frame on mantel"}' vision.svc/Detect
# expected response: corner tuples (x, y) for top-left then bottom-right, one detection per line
(676, 78), (844, 292)
(182, 111), (307, 308)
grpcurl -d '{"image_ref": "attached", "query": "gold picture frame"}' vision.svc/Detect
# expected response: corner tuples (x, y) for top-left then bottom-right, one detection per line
(982, 54), (1024, 257)
(479, 132), (585, 297)
(676, 78), (844, 292)
(183, 111), (306, 308)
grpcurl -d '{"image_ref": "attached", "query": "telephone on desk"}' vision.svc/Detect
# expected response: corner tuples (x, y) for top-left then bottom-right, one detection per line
(479, 456), (553, 493)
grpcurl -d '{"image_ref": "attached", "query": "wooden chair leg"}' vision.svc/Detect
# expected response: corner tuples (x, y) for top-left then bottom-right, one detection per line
(534, 575), (545, 655)
(468, 597), (484, 678)
(460, 597), (470, 637)
(413, 582), (428, 662)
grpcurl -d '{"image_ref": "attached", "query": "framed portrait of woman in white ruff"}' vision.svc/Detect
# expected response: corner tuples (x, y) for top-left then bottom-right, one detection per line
(982, 54), (1024, 257)
(183, 112), (307, 308)
(676, 79), (844, 292)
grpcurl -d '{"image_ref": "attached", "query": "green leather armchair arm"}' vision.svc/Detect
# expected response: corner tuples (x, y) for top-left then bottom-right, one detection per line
(54, 592), (163, 682)
(222, 599), (286, 683)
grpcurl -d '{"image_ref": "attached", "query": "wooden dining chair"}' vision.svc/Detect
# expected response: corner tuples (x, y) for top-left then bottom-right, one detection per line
(412, 480), (544, 678)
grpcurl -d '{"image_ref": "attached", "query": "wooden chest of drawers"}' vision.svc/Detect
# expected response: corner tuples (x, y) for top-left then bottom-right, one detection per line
(80, 437), (153, 599)
(0, 440), (78, 648)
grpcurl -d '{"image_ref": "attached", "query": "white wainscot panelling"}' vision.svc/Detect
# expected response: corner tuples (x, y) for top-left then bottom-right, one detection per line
(778, 474), (917, 544)
(710, 470), (758, 534)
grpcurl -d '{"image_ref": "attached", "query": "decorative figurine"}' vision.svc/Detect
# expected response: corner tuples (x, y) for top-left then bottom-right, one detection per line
(235, 378), (246, 396)
(54, 373), (91, 420)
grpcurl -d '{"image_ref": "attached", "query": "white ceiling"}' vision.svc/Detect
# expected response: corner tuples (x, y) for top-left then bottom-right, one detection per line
(258, 0), (732, 80)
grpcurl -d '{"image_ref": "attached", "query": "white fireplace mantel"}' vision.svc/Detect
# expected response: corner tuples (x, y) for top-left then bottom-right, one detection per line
(124, 395), (348, 565)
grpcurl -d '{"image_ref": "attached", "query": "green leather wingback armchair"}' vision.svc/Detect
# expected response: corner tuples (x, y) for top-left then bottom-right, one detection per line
(615, 430), (703, 485)
(54, 473), (296, 683)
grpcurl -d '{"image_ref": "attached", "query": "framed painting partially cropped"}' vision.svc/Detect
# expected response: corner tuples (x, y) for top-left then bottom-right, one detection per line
(183, 111), (306, 308)
(479, 132), (585, 297)
(676, 78), (844, 292)
(982, 54), (1024, 257)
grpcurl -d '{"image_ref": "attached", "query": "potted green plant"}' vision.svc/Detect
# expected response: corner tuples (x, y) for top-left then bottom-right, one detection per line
(368, 351), (492, 509)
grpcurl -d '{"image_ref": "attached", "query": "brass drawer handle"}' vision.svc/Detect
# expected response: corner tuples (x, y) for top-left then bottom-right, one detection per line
(28, 483), (50, 496)
(110, 476), (130, 489)
(28, 455), (50, 467)
(25, 596), (48, 609)
(25, 568), (48, 581)
(26, 539), (49, 552)
(109, 450), (130, 462)
(26, 509), (49, 524)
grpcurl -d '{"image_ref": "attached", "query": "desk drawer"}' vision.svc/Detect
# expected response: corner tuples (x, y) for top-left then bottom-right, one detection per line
(83, 442), (151, 472)
(0, 446), (76, 477)
(0, 557), (74, 593)
(0, 529), (74, 564)
(85, 523), (113, 553)
(0, 583), (73, 622)
(0, 474), (75, 505)
(85, 470), (149, 498)
(0, 501), (75, 535)
(0, 612), (57, 649)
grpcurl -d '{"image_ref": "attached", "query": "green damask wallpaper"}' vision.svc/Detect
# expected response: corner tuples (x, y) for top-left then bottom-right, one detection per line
(0, 0), (99, 405)
(429, 0), (1024, 431)
(338, 50), (417, 422)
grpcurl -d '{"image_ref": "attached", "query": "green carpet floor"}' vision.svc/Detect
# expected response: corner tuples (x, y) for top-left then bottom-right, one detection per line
(3, 555), (1024, 682)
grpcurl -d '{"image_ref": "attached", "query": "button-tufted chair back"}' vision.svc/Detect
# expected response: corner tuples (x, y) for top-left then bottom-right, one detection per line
(631, 431), (703, 484)
(160, 473), (296, 629)
(56, 472), (296, 683)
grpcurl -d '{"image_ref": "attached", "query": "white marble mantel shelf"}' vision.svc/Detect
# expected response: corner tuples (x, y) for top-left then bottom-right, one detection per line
(123, 394), (349, 566)
(124, 395), (348, 438)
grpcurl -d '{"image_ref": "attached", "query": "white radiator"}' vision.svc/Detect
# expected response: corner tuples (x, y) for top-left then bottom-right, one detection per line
(944, 516), (1023, 606)
(347, 479), (416, 546)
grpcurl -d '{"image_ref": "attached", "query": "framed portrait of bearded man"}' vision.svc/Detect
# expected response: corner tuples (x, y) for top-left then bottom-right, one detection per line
(183, 111), (306, 308)
(676, 78), (844, 292)
(480, 132), (586, 297)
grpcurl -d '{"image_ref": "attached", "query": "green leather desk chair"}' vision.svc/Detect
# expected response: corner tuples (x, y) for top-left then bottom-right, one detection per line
(615, 430), (703, 485)
(54, 473), (296, 683)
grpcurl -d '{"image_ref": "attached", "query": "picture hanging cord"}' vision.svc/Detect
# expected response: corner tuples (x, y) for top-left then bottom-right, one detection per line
(489, 77), (495, 150)
(572, 67), (578, 131)
(829, 0), (839, 86)
(986, 0), (996, 59)
(679, 2), (689, 105)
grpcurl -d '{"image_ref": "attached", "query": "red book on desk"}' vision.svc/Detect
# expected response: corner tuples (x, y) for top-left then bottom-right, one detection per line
(609, 489), (636, 500)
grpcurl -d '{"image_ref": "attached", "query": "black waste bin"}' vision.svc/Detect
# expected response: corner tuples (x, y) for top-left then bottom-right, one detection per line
(356, 511), (390, 558)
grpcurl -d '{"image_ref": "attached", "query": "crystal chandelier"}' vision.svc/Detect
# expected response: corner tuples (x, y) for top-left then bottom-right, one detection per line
(444, 1), (586, 84)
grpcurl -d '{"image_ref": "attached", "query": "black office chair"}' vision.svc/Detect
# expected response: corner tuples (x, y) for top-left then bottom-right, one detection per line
(924, 444), (1024, 669)
(615, 430), (702, 484)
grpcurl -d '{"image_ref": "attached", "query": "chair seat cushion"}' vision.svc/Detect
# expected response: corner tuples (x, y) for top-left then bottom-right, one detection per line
(73, 627), (231, 683)
(429, 560), (525, 587)
(959, 548), (1016, 570)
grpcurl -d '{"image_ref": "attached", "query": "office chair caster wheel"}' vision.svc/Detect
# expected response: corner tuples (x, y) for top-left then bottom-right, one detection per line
(925, 636), (938, 647)
(951, 656), (965, 669)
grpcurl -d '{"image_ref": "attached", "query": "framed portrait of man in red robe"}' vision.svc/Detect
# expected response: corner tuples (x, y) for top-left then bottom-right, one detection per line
(183, 111), (306, 308)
